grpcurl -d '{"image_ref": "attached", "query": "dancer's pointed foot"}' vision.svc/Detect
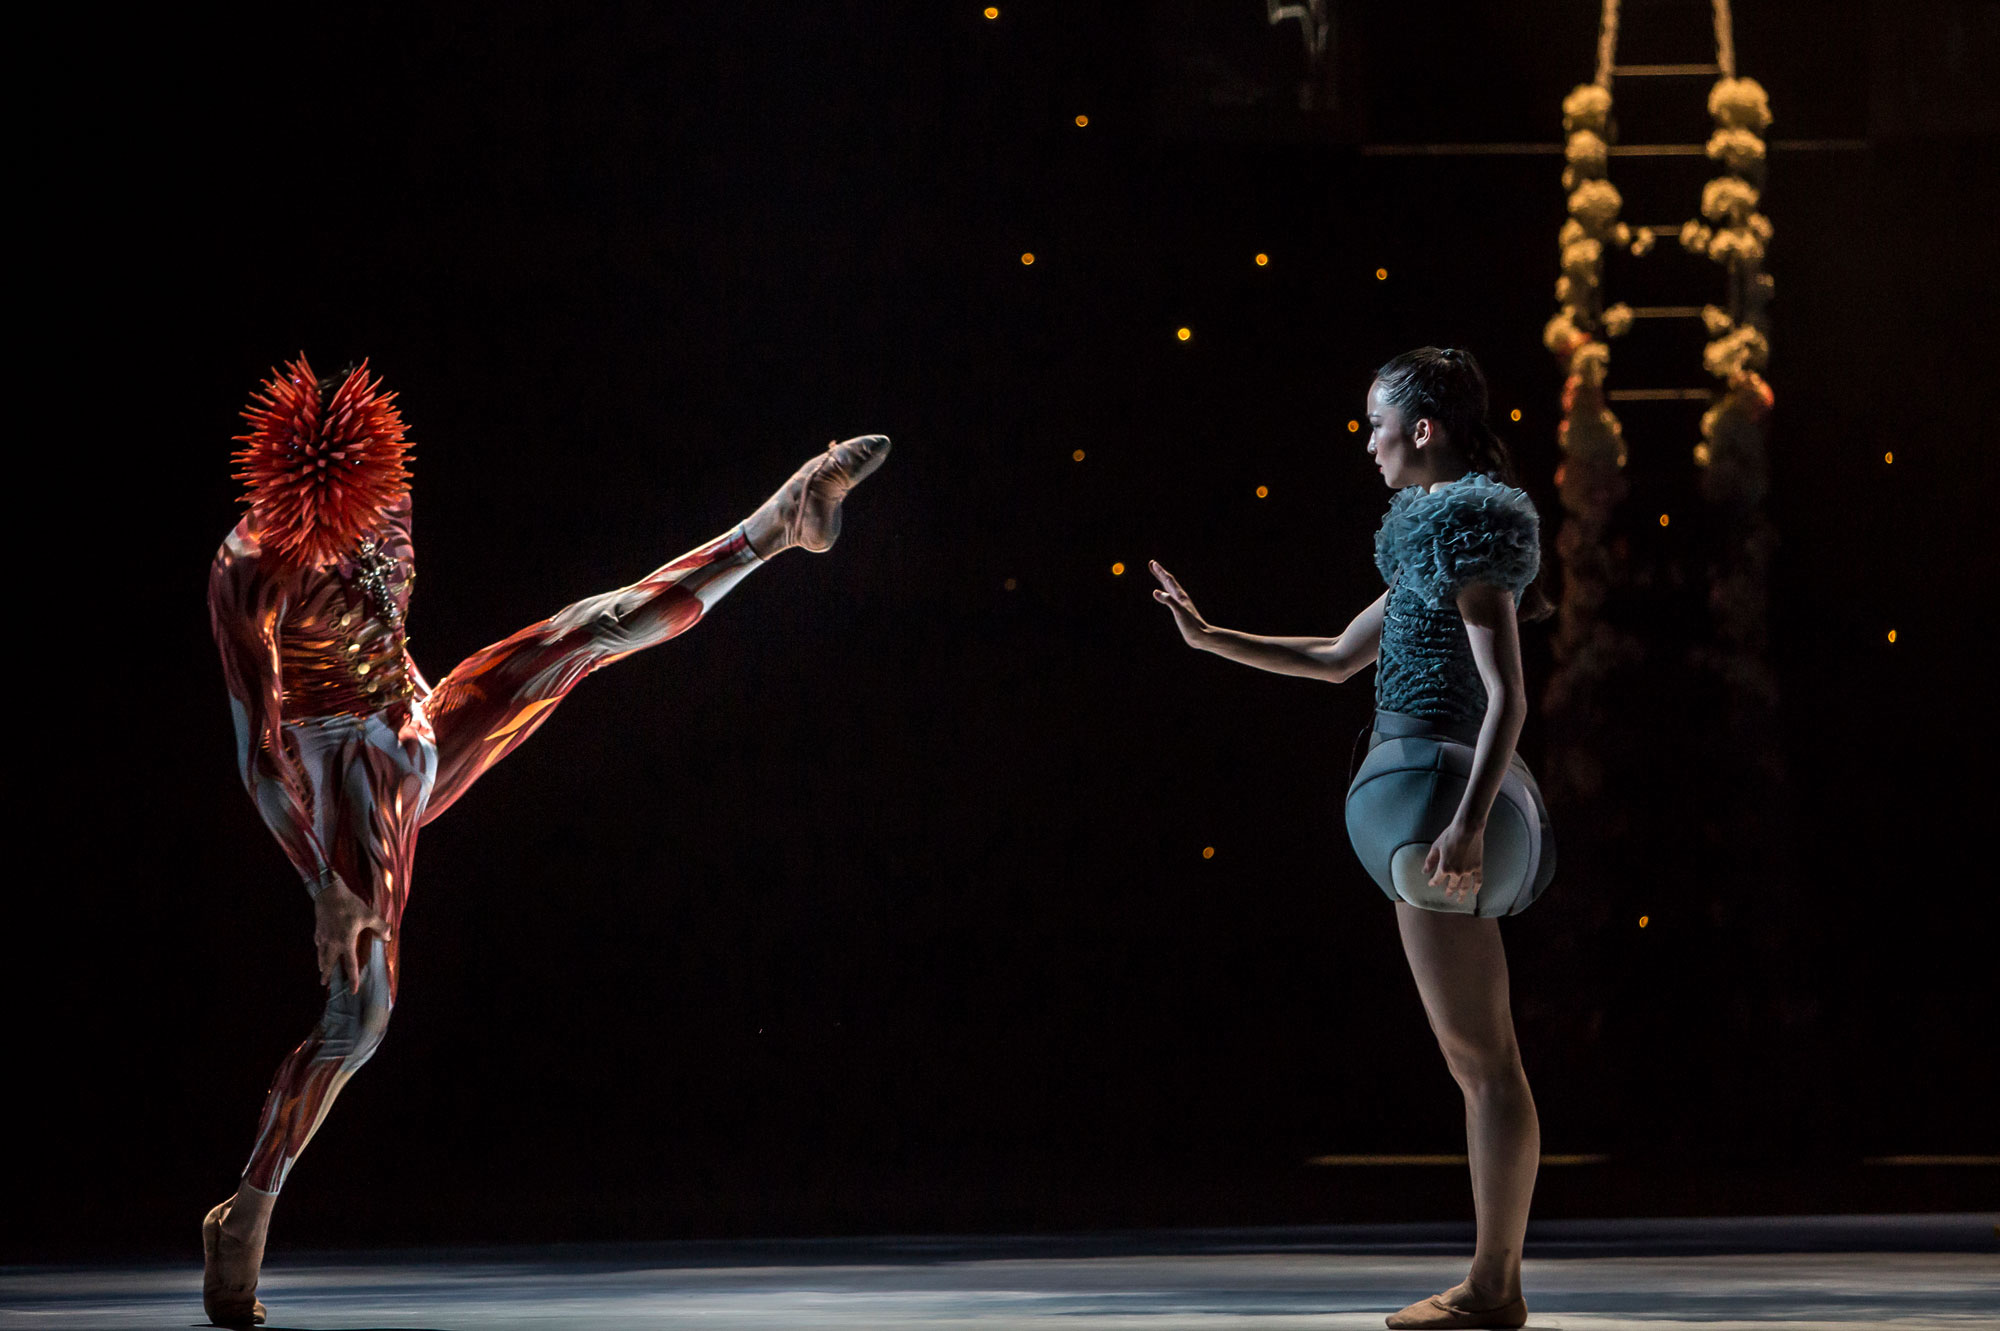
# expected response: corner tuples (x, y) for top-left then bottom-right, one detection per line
(202, 1200), (267, 1327)
(1384, 1286), (1527, 1329)
(746, 434), (892, 557)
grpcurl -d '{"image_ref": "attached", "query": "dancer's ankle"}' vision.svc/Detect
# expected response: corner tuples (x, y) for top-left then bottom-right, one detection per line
(742, 507), (789, 561)
(220, 1187), (275, 1245)
(1457, 1272), (1521, 1306)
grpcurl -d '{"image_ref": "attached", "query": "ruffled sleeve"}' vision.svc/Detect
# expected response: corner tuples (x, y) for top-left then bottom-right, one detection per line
(1373, 487), (1422, 586)
(1375, 474), (1541, 607)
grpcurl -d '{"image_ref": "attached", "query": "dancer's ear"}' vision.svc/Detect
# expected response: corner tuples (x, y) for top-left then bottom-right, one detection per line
(1410, 416), (1436, 449)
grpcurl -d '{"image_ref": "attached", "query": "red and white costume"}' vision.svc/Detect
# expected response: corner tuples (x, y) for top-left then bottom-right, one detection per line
(210, 358), (760, 1194)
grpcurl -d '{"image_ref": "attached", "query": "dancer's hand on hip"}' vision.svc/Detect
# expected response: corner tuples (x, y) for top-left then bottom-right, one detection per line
(1150, 561), (1212, 648)
(314, 879), (392, 995)
(1425, 820), (1484, 903)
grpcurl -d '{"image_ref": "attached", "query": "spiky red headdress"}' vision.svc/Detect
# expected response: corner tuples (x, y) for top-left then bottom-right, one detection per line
(233, 355), (413, 566)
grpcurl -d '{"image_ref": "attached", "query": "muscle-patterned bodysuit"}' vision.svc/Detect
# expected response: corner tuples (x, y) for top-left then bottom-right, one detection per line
(210, 496), (760, 1193)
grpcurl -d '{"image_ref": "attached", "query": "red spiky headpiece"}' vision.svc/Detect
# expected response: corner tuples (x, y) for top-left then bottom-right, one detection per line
(233, 355), (412, 566)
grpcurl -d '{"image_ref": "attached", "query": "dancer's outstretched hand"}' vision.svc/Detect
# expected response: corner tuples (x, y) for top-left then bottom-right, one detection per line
(1424, 820), (1484, 904)
(1150, 561), (1212, 648)
(314, 879), (392, 995)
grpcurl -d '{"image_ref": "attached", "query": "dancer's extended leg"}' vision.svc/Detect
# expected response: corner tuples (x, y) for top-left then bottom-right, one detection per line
(423, 433), (888, 821)
(420, 525), (759, 819)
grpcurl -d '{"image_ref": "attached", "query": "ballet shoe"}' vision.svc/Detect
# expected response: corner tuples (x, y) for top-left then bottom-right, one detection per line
(201, 1201), (267, 1327)
(1384, 1289), (1527, 1329)
(763, 434), (891, 555)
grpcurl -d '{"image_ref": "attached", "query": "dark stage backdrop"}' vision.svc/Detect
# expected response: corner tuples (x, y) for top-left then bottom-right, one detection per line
(17, 1), (1996, 1255)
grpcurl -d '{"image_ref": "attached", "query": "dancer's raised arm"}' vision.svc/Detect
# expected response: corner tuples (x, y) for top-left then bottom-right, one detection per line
(1150, 559), (1383, 683)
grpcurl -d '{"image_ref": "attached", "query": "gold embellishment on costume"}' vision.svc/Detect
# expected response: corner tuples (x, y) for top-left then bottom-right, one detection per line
(275, 520), (416, 719)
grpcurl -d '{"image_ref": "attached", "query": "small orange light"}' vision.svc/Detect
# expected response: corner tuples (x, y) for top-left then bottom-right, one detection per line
(1375, 267), (1388, 280)
(1176, 327), (1192, 341)
(1638, 915), (1650, 928)
(1020, 252), (1034, 265)
(1510, 408), (1522, 422)
(1659, 513), (1670, 527)
(1255, 252), (1269, 266)
(1255, 485), (1269, 498)
(1202, 846), (1215, 859)
(1347, 420), (1360, 433)
(1884, 451), (1894, 464)
(1693, 443), (1712, 466)
(983, 6), (999, 18)
(1072, 448), (1085, 462)
(1887, 629), (1897, 643)
(1111, 562), (1126, 576)
(1074, 114), (1088, 127)
(1003, 577), (1018, 591)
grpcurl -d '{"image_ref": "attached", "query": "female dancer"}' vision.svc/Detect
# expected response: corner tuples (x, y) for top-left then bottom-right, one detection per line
(1151, 347), (1551, 1331)
(202, 356), (888, 1327)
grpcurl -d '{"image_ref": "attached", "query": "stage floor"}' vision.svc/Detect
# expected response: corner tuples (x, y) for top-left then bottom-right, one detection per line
(5, 1215), (1993, 1330)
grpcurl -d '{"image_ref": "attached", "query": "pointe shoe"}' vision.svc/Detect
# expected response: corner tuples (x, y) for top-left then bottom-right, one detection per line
(770, 434), (892, 554)
(201, 1201), (267, 1327)
(1384, 1290), (1527, 1329)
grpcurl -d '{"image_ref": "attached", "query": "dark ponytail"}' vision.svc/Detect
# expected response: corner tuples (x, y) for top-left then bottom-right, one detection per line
(1375, 346), (1554, 622)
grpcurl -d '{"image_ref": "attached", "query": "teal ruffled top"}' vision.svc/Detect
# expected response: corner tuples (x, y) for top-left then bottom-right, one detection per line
(1371, 473), (1542, 724)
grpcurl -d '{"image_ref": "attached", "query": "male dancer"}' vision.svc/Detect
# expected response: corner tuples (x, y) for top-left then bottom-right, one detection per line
(203, 356), (888, 1326)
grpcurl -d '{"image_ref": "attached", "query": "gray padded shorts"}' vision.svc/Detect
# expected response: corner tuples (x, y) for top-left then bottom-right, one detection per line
(1344, 709), (1556, 917)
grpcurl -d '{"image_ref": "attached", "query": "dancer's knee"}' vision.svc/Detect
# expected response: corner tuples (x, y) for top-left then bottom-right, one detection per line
(1435, 1026), (1524, 1092)
(350, 991), (394, 1065)
(319, 951), (396, 1066)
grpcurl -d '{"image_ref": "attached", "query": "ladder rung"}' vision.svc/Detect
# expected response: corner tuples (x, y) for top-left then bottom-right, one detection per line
(1627, 306), (1706, 318)
(1612, 63), (1722, 77)
(1607, 389), (1715, 401)
(1361, 142), (1561, 156)
(1360, 140), (1860, 158)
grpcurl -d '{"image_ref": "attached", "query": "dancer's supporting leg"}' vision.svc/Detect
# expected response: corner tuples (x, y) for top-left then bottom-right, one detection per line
(206, 713), (431, 1328)
(1387, 904), (1538, 1330)
(422, 434), (888, 820)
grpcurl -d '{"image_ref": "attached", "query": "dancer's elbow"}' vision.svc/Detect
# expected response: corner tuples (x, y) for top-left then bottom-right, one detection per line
(1318, 641), (1371, 683)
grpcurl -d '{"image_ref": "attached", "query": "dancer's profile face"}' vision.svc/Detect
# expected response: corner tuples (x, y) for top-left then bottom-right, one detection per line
(1365, 379), (1429, 489)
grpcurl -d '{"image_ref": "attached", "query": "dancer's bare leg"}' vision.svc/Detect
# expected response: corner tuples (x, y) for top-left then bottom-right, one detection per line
(1388, 904), (1538, 1328)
